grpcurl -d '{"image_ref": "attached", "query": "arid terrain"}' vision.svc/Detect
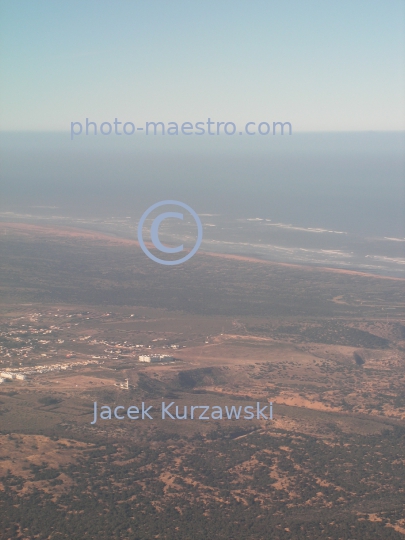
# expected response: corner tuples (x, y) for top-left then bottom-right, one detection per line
(1, 223), (405, 539)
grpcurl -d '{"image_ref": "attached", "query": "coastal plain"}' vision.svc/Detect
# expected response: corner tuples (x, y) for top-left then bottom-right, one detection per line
(0, 223), (405, 539)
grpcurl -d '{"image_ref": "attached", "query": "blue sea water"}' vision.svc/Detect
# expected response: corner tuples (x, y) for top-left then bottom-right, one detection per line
(0, 132), (404, 276)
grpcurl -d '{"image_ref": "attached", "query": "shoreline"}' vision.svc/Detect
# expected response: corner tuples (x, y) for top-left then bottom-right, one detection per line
(1, 220), (404, 282)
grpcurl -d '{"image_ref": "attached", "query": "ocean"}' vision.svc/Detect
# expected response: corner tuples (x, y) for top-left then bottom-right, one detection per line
(1, 131), (404, 276)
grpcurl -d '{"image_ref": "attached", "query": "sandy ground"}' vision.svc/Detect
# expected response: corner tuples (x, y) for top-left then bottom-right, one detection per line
(1, 221), (403, 281)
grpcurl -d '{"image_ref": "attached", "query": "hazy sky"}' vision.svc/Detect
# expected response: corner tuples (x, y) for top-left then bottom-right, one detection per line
(0, 0), (404, 132)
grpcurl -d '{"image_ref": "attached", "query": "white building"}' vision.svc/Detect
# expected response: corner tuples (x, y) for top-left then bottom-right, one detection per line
(0, 378), (5, 384)
(160, 354), (174, 362)
(139, 354), (153, 362)
(0, 372), (16, 379)
(139, 354), (174, 363)
(16, 373), (27, 380)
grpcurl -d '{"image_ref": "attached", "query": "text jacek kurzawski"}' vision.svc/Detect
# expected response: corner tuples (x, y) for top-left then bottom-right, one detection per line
(91, 402), (273, 424)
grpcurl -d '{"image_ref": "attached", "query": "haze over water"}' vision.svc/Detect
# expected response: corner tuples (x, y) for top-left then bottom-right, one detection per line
(1, 131), (404, 277)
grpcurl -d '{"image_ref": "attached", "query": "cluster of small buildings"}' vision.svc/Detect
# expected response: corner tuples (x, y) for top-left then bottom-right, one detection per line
(139, 354), (174, 363)
(25, 358), (101, 375)
(0, 319), (61, 365)
(0, 359), (102, 381)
